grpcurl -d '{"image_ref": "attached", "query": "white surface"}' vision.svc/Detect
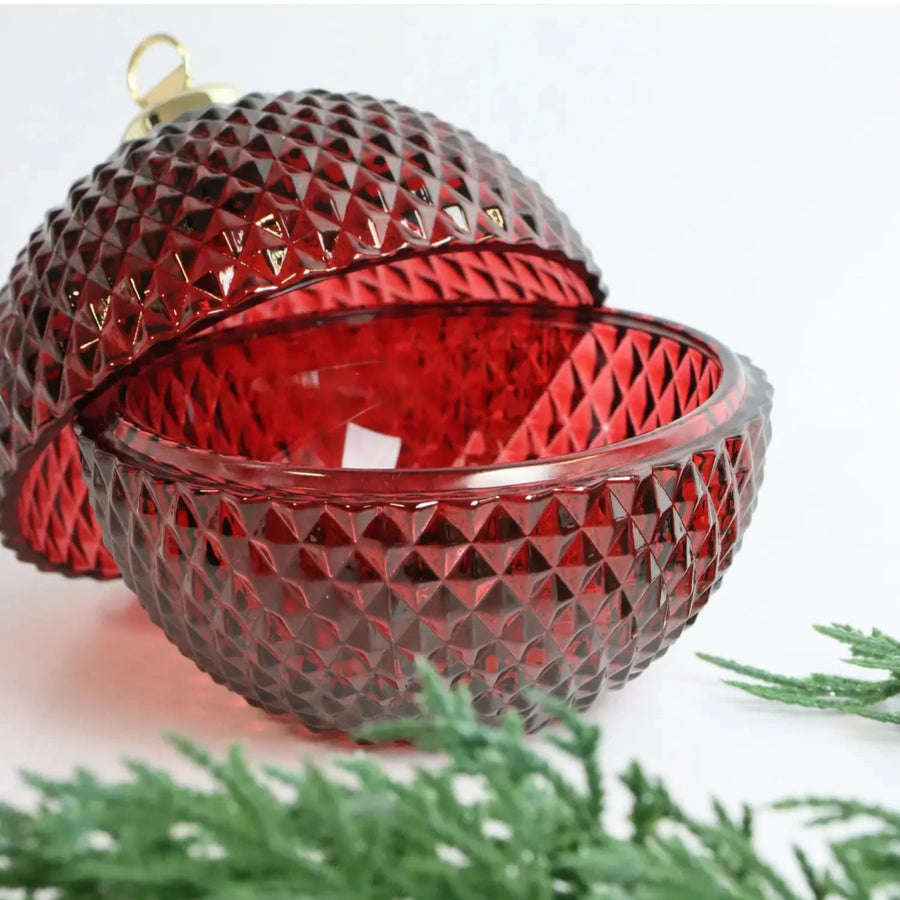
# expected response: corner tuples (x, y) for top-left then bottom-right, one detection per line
(1, 4), (899, 877)
(341, 423), (403, 470)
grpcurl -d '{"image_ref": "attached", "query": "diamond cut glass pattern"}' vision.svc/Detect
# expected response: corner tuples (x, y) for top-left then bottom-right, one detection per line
(78, 304), (772, 734)
(0, 90), (602, 574)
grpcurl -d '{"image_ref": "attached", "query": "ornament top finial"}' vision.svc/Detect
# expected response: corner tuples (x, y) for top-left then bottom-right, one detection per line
(122, 33), (241, 142)
(126, 33), (193, 108)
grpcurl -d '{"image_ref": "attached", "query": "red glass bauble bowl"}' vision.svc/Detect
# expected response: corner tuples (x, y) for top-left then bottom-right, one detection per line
(77, 299), (772, 733)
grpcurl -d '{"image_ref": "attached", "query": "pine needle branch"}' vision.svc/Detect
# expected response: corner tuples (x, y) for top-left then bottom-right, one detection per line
(699, 624), (900, 724)
(0, 660), (897, 898)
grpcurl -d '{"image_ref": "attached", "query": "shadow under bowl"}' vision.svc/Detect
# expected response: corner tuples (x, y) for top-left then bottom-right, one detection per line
(77, 300), (772, 734)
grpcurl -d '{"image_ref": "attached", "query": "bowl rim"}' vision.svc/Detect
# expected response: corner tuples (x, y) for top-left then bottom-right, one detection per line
(77, 303), (767, 497)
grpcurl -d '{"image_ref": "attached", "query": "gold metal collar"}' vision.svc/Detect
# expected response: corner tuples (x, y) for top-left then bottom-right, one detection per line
(123, 34), (241, 142)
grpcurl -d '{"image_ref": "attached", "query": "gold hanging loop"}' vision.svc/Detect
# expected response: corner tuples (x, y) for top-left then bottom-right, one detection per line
(122, 33), (241, 142)
(127, 34), (193, 108)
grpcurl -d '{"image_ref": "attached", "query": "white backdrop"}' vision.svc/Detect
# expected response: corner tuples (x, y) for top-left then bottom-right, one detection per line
(1, 3), (899, 878)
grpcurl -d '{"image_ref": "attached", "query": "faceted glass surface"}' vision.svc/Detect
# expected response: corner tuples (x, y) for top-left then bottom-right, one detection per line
(79, 304), (772, 734)
(0, 87), (602, 575)
(15, 251), (593, 576)
(116, 304), (721, 470)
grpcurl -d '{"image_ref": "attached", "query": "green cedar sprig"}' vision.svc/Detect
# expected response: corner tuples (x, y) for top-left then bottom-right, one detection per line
(700, 624), (900, 724)
(0, 660), (898, 899)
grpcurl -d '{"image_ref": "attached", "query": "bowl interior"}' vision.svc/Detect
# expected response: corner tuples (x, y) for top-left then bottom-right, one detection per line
(112, 302), (722, 473)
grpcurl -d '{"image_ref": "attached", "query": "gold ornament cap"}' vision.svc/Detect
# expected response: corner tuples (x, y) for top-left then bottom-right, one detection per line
(123, 34), (241, 141)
